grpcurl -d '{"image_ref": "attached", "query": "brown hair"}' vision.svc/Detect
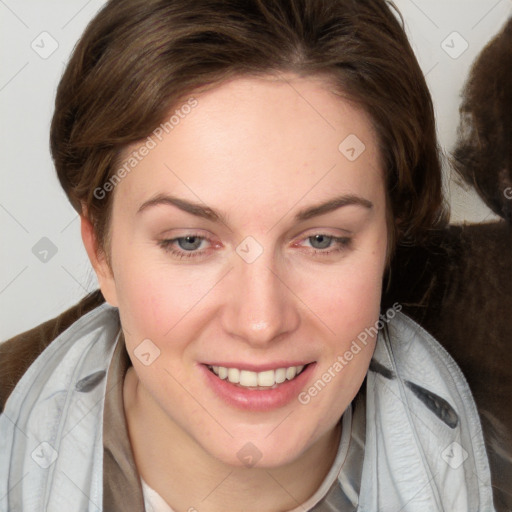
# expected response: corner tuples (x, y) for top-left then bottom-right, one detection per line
(451, 17), (512, 223)
(50, 0), (448, 265)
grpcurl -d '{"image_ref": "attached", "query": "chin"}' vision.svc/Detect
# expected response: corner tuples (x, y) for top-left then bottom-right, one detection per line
(198, 422), (323, 469)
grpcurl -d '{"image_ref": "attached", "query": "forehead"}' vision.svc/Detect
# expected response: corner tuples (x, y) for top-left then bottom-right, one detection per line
(114, 74), (383, 218)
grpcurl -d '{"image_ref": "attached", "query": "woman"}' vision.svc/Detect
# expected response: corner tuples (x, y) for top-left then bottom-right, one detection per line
(0, 0), (495, 510)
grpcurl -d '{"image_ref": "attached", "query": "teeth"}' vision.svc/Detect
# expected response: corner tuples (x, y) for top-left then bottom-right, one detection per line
(275, 368), (287, 384)
(209, 364), (306, 388)
(240, 370), (258, 387)
(227, 367), (240, 384)
(286, 367), (297, 380)
(258, 370), (275, 387)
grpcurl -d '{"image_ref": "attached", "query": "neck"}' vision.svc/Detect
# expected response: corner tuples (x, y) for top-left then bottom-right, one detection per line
(123, 367), (343, 512)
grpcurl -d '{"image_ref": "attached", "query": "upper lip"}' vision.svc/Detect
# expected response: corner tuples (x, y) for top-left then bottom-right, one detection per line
(203, 361), (313, 372)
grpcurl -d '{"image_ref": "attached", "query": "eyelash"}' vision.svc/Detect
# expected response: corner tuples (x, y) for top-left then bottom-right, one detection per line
(157, 233), (352, 260)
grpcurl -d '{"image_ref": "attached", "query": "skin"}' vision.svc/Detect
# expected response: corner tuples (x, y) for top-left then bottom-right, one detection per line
(82, 73), (388, 512)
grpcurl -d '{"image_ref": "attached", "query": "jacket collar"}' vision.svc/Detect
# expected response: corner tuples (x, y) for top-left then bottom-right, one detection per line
(0, 304), (495, 511)
(102, 332), (145, 511)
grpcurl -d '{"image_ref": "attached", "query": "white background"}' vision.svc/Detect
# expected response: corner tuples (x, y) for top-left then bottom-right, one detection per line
(1, 0), (510, 340)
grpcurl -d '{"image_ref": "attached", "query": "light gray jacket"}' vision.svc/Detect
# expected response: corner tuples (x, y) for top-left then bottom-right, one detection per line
(0, 304), (495, 511)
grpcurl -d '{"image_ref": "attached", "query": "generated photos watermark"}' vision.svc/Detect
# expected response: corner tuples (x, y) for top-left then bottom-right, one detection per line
(93, 97), (198, 200)
(298, 302), (402, 405)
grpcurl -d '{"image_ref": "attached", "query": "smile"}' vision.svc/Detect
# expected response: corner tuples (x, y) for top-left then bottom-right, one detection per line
(207, 364), (307, 389)
(201, 361), (316, 411)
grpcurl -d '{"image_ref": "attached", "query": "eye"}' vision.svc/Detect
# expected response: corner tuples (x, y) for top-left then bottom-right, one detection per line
(298, 234), (352, 256)
(175, 235), (204, 251)
(308, 234), (333, 250)
(158, 234), (212, 259)
(158, 232), (352, 260)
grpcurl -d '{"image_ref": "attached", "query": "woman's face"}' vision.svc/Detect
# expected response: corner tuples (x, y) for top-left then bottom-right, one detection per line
(93, 74), (388, 467)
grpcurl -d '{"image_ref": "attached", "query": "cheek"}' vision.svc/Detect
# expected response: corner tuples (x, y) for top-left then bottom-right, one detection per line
(304, 261), (382, 415)
(110, 238), (176, 337)
(299, 251), (385, 333)
(112, 248), (222, 348)
(114, 264), (164, 336)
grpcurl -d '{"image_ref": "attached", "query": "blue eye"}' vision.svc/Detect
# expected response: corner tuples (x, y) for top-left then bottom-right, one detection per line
(302, 234), (352, 254)
(308, 234), (333, 249)
(157, 233), (352, 260)
(158, 235), (210, 259)
(175, 235), (203, 251)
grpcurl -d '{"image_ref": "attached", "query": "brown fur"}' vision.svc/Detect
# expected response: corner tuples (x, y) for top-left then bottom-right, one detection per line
(452, 18), (512, 222)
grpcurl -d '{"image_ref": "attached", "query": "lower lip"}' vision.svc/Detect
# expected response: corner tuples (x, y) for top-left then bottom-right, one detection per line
(199, 363), (316, 412)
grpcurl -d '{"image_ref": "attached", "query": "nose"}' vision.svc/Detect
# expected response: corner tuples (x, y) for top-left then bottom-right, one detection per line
(220, 248), (300, 348)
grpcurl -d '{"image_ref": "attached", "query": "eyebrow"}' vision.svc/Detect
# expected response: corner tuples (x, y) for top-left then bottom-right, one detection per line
(137, 193), (373, 223)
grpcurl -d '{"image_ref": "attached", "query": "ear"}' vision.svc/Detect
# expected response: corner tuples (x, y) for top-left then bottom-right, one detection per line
(80, 214), (119, 307)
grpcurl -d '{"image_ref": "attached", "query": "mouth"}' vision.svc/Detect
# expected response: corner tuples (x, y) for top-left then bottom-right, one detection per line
(206, 363), (310, 390)
(201, 361), (316, 411)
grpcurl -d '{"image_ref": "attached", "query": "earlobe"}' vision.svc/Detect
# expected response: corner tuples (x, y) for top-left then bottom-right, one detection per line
(80, 214), (119, 307)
